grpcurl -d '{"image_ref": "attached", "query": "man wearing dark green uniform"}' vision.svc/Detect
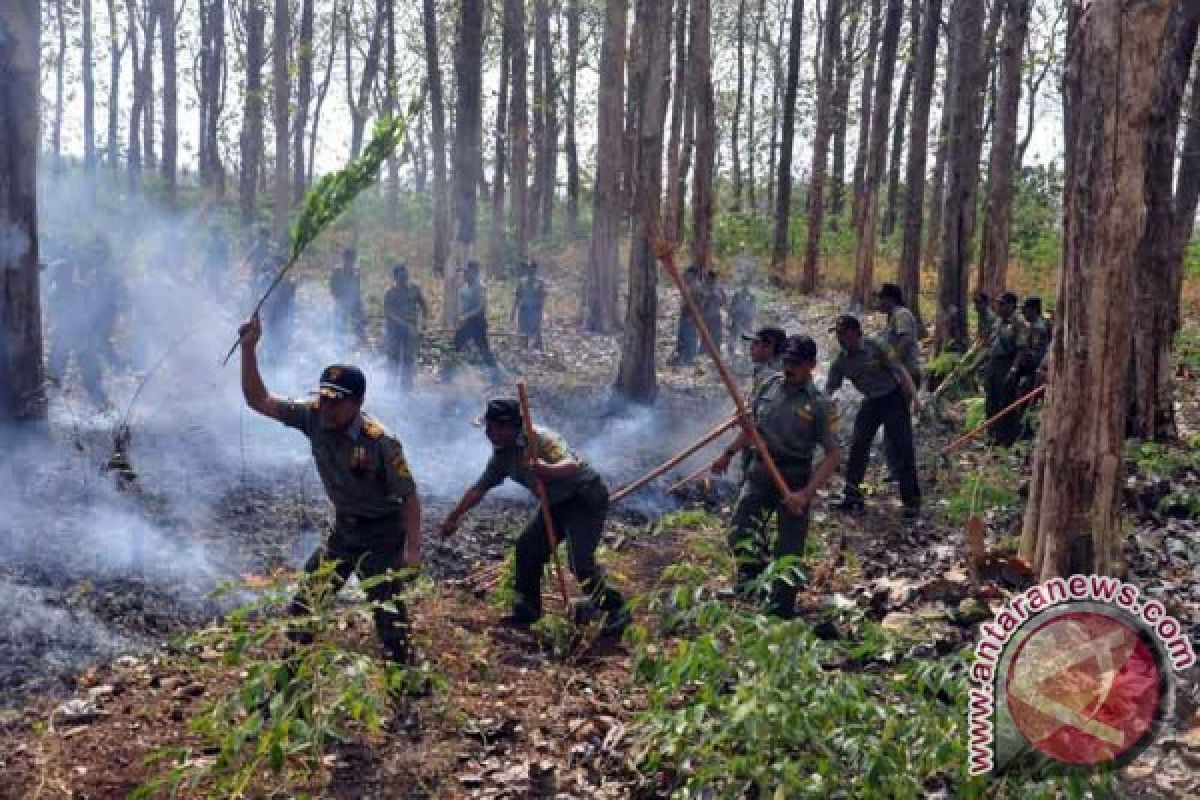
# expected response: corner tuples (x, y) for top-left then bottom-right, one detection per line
(454, 260), (498, 371)
(511, 260), (547, 351)
(383, 264), (428, 389)
(238, 314), (422, 663)
(1021, 296), (1051, 389)
(440, 399), (629, 635)
(979, 292), (1031, 447)
(973, 291), (997, 346)
(826, 315), (922, 517)
(711, 336), (842, 617)
(744, 326), (787, 399)
(877, 283), (921, 386)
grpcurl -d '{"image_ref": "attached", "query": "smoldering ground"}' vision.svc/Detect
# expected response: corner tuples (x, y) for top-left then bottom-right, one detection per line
(2, 171), (749, 703)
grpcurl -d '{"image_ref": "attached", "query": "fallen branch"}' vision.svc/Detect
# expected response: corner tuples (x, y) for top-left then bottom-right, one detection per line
(517, 382), (572, 610)
(940, 384), (1046, 454)
(610, 414), (740, 503)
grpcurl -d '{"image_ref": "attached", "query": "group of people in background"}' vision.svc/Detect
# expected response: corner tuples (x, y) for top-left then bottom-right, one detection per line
(668, 265), (758, 366)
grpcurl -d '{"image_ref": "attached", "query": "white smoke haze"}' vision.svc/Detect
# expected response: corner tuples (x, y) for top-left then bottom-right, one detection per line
(3, 169), (745, 701)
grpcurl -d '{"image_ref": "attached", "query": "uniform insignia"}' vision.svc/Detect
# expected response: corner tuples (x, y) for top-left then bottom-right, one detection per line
(541, 435), (566, 463)
(362, 418), (385, 439)
(794, 405), (813, 422)
(392, 456), (412, 479)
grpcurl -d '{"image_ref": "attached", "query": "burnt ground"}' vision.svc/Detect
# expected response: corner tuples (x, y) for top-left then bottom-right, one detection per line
(1, 280), (1199, 798)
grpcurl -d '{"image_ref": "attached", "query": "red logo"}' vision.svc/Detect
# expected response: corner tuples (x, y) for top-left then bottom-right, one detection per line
(1005, 610), (1164, 766)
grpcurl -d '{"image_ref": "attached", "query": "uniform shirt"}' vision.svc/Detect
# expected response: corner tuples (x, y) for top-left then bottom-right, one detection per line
(884, 306), (921, 379)
(729, 288), (757, 326)
(460, 280), (487, 319)
(1027, 316), (1051, 364)
(826, 337), (904, 399)
(515, 277), (546, 311)
(748, 375), (839, 482)
(750, 358), (782, 402)
(277, 401), (416, 519)
(384, 282), (426, 329)
(473, 426), (601, 505)
(699, 284), (726, 328)
(984, 313), (1031, 378)
(977, 306), (998, 345)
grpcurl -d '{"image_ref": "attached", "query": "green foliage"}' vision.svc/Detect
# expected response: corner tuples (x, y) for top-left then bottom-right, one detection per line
(963, 395), (987, 432)
(629, 570), (1117, 799)
(926, 352), (963, 380)
(1010, 164), (1063, 282)
(942, 461), (1021, 525)
(134, 562), (438, 799)
(1177, 325), (1200, 373)
(1124, 440), (1200, 479)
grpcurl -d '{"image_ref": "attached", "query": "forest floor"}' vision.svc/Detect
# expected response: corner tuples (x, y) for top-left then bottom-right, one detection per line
(2, 260), (1199, 799)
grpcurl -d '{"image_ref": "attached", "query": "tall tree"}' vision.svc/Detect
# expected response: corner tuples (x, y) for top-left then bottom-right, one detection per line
(383, 0), (398, 223)
(1021, 0), (1170, 579)
(925, 4), (957, 267)
(106, 0), (128, 173)
(977, 0), (1033, 297)
(882, 0), (916, 237)
(346, 0), (385, 157)
(490, 0), (512, 275)
(534, 0), (558, 236)
(198, 0), (227, 195)
(730, 0), (747, 210)
(935, 0), (987, 350)
(293, 0), (315, 204)
(271, 0), (289, 239)
(615, 0), (670, 403)
(161, 0), (177, 201)
(564, 0), (582, 234)
(829, 4), (862, 224)
(424, 0), (450, 275)
(507, 0), (530, 261)
(531, 0), (547, 234)
(851, 0), (882, 227)
(850, 0), (902, 307)
(584, 0), (627, 333)
(1130, 3), (1200, 440)
(770, 0), (805, 283)
(240, 1), (265, 226)
(802, 0), (842, 293)
(691, 0), (716, 269)
(898, 0), (941, 327)
(53, 0), (66, 173)
(664, 0), (690, 242)
(82, 0), (96, 171)
(126, 0), (142, 185)
(140, 0), (157, 171)
(745, 0), (766, 210)
(449, 0), (484, 323)
(0, 0), (44, 421)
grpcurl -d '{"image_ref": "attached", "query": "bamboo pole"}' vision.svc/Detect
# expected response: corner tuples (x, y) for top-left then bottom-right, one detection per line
(940, 384), (1046, 454)
(610, 413), (740, 502)
(651, 230), (792, 498)
(516, 382), (571, 608)
(665, 461), (713, 495)
(928, 337), (988, 405)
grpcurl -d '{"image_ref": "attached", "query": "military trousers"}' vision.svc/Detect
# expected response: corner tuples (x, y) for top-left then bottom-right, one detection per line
(288, 512), (412, 663)
(512, 479), (625, 620)
(984, 366), (1021, 447)
(845, 388), (921, 509)
(386, 324), (418, 388)
(728, 466), (811, 618)
(454, 317), (498, 367)
(673, 317), (698, 365)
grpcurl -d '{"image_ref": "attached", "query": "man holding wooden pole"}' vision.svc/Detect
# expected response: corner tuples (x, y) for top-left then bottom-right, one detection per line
(439, 398), (630, 636)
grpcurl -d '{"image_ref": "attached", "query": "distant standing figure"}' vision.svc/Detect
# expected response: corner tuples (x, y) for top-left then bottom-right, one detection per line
(454, 260), (498, 371)
(330, 247), (366, 343)
(511, 261), (547, 351)
(698, 270), (727, 355)
(973, 291), (997, 347)
(978, 292), (1032, 447)
(877, 283), (922, 387)
(727, 282), (757, 359)
(383, 264), (428, 389)
(668, 265), (702, 366)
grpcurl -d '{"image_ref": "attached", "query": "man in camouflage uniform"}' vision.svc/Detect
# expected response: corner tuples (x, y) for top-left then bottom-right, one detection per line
(978, 292), (1032, 447)
(440, 398), (629, 635)
(238, 315), (421, 664)
(711, 336), (842, 618)
(669, 265), (702, 366)
(383, 264), (429, 389)
(727, 282), (757, 359)
(454, 260), (499, 372)
(877, 283), (921, 387)
(973, 291), (997, 346)
(511, 260), (547, 351)
(825, 314), (922, 518)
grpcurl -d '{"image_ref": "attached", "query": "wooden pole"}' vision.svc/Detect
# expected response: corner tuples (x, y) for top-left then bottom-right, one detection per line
(928, 337), (987, 404)
(665, 460), (714, 495)
(651, 230), (792, 497)
(610, 413), (740, 502)
(516, 382), (572, 608)
(940, 383), (1046, 454)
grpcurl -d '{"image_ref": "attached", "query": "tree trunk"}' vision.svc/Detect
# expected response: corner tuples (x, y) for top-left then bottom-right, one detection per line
(898, 0), (941, 328)
(1130, 3), (1199, 441)
(935, 0), (987, 351)
(851, 0), (902, 307)
(664, 0), (690, 242)
(507, 0), (530, 262)
(882, 0), (916, 238)
(766, 10), (785, 215)
(746, 0), (766, 211)
(565, 0), (581, 235)
(691, 0), (716, 269)
(802, 0), (842, 293)
(770, 0), (805, 283)
(161, 0), (177, 202)
(346, 0), (385, 158)
(925, 3), (957, 267)
(851, 0), (882, 227)
(240, 1), (265, 227)
(585, 0), (627, 333)
(141, 1), (157, 171)
(490, 1), (512, 275)
(127, 0), (142, 185)
(293, 0), (315, 205)
(82, 0), (96, 171)
(534, 0), (557, 237)
(54, 0), (66, 173)
(449, 0), (483, 323)
(615, 0), (670, 404)
(106, 0), (123, 173)
(977, 0), (1032, 297)
(272, 0), (289, 240)
(829, 4), (860, 224)
(424, 0), (450, 277)
(199, 0), (227, 196)
(730, 0), (747, 211)
(1021, 0), (1170, 580)
(531, 0), (547, 237)
(383, 0), (398, 224)
(0, 0), (44, 421)
(676, 83), (697, 242)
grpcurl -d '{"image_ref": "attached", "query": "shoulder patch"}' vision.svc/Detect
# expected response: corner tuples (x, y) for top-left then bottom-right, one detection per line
(362, 417), (386, 439)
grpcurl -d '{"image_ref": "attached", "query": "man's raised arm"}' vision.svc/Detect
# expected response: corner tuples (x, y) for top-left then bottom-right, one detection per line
(238, 314), (285, 420)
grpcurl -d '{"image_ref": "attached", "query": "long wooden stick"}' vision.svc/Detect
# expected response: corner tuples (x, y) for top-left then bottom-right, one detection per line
(665, 461), (714, 495)
(516, 382), (571, 609)
(651, 231), (792, 498)
(610, 413), (740, 502)
(928, 338), (988, 404)
(940, 384), (1046, 454)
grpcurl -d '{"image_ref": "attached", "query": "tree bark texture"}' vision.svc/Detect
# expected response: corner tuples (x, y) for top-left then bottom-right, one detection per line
(664, 0), (690, 243)
(424, 0), (450, 276)
(881, 0), (916, 238)
(106, 0), (125, 173)
(240, 1), (265, 227)
(272, 0), (289, 240)
(82, 0), (96, 170)
(293, 0), (315, 205)
(585, 0), (627, 333)
(507, 0), (530, 261)
(829, 5), (861, 224)
(565, 0), (581, 234)
(0, 0), (45, 420)
(489, 2), (512, 275)
(770, 0), (805, 282)
(731, 0), (747, 211)
(1020, 0), (1170, 579)
(851, 0), (882, 228)
(690, 0), (716, 269)
(161, 0), (177, 201)
(746, 0), (766, 211)
(802, 0), (842, 293)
